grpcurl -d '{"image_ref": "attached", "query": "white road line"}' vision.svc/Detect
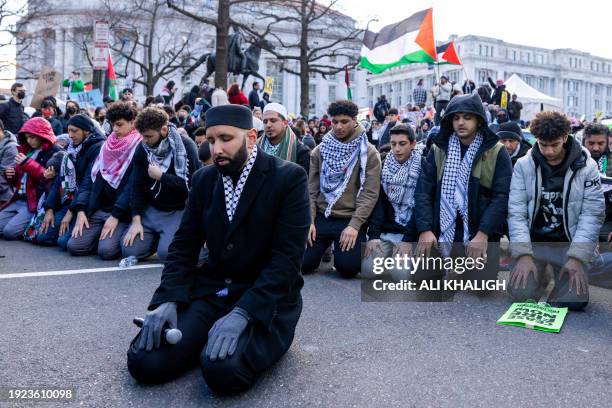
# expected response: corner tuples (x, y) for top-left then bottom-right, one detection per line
(0, 264), (164, 279)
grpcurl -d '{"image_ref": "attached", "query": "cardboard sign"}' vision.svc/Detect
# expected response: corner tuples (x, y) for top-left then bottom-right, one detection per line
(69, 89), (104, 109)
(497, 302), (568, 333)
(30, 66), (61, 109)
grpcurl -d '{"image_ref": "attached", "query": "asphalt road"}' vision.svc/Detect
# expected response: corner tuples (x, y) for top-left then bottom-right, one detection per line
(1, 240), (611, 407)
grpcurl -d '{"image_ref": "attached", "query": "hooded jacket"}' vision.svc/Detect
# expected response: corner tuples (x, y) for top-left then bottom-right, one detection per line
(43, 129), (106, 212)
(1, 118), (59, 212)
(508, 136), (605, 264)
(415, 92), (513, 242)
(0, 131), (18, 202)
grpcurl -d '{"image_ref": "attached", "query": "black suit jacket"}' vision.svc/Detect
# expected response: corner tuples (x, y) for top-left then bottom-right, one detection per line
(149, 150), (311, 329)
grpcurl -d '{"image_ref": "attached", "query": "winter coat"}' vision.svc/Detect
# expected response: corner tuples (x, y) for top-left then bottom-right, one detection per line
(415, 93), (513, 242)
(0, 98), (27, 134)
(1, 118), (59, 212)
(44, 130), (105, 212)
(0, 131), (18, 202)
(508, 137), (605, 264)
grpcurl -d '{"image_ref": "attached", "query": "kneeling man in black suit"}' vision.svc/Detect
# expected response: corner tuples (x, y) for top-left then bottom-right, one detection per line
(127, 104), (311, 395)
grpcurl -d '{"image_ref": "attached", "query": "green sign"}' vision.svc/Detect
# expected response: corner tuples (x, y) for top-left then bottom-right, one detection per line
(497, 302), (568, 333)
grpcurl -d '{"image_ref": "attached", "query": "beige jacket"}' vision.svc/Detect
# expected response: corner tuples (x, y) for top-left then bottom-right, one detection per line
(308, 125), (381, 231)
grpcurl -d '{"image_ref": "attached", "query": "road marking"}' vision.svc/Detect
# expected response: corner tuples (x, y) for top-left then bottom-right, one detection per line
(0, 264), (164, 279)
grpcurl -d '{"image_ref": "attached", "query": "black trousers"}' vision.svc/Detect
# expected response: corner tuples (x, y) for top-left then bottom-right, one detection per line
(127, 294), (302, 395)
(302, 213), (366, 278)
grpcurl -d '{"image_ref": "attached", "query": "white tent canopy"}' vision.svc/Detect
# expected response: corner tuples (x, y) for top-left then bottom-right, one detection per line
(503, 74), (562, 121)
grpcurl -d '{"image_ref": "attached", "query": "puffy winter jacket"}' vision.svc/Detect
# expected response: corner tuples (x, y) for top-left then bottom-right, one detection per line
(0, 118), (59, 212)
(508, 137), (605, 264)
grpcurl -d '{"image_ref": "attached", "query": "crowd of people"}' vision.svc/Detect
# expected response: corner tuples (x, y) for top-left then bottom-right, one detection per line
(0, 76), (611, 394)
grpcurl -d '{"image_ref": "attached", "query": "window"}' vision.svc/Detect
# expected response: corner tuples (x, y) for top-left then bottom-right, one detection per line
(538, 77), (545, 90)
(595, 99), (600, 110)
(512, 50), (517, 61)
(308, 83), (317, 112)
(367, 86), (374, 107)
(328, 73), (337, 81)
(607, 101), (611, 112)
(328, 84), (336, 102)
(478, 70), (487, 84)
(595, 84), (602, 95)
(607, 86), (612, 97)
(536, 54), (544, 64)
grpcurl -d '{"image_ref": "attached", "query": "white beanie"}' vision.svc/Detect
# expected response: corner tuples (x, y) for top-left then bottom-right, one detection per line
(263, 102), (288, 120)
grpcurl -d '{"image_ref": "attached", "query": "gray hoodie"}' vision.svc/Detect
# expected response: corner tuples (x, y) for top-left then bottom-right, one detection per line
(0, 131), (18, 202)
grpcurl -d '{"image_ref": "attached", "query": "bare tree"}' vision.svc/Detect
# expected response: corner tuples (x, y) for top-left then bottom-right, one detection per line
(98, 0), (205, 95)
(242, 0), (367, 116)
(167, 0), (275, 89)
(1, 0), (47, 80)
(168, 0), (367, 116)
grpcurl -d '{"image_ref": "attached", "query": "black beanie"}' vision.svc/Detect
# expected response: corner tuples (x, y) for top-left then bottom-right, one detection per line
(67, 114), (95, 133)
(497, 122), (522, 142)
(205, 105), (253, 131)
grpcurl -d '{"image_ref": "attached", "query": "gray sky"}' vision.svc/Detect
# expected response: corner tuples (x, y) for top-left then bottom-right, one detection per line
(339, 0), (612, 59)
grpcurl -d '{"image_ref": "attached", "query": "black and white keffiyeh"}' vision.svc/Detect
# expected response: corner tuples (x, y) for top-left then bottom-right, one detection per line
(142, 125), (189, 182)
(222, 144), (258, 222)
(439, 133), (483, 256)
(381, 145), (423, 226)
(319, 129), (369, 217)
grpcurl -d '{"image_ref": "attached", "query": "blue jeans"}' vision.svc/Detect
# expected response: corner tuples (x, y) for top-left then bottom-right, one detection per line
(36, 205), (70, 246)
(302, 213), (366, 279)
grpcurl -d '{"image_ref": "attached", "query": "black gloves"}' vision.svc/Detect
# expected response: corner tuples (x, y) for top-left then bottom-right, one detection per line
(205, 307), (251, 361)
(137, 302), (178, 351)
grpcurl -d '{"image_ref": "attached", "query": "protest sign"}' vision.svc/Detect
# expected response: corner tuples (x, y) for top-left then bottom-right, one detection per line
(69, 89), (104, 109)
(497, 302), (568, 333)
(30, 66), (61, 109)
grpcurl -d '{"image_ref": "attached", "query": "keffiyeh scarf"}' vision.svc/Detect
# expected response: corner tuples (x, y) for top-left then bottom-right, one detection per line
(91, 129), (142, 189)
(381, 145), (423, 226)
(222, 145), (258, 222)
(59, 153), (77, 204)
(319, 129), (369, 217)
(258, 126), (298, 163)
(439, 133), (483, 256)
(142, 125), (189, 197)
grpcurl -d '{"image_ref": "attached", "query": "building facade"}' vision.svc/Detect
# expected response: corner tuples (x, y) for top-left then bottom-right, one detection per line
(367, 34), (612, 119)
(16, 1), (367, 118)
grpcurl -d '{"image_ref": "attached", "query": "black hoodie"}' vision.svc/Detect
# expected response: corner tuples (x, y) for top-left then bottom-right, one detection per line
(415, 93), (513, 242)
(530, 136), (583, 242)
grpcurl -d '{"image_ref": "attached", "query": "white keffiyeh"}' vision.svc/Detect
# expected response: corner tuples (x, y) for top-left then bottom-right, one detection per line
(319, 129), (369, 217)
(439, 133), (483, 256)
(381, 145), (423, 226)
(222, 145), (258, 222)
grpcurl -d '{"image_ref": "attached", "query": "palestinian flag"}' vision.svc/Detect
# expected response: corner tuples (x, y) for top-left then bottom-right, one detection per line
(345, 65), (352, 100)
(106, 50), (117, 100)
(435, 41), (462, 65)
(359, 8), (436, 74)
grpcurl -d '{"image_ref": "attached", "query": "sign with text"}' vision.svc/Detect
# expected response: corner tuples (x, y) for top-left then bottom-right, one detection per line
(497, 302), (568, 333)
(93, 20), (109, 70)
(30, 66), (61, 109)
(69, 89), (104, 109)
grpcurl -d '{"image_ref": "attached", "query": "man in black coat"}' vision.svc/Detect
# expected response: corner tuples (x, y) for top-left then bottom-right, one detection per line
(0, 82), (27, 134)
(127, 104), (311, 395)
(248, 81), (261, 110)
(121, 107), (201, 261)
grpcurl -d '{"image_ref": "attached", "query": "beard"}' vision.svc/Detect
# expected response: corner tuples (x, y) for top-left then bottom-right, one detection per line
(215, 138), (249, 178)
